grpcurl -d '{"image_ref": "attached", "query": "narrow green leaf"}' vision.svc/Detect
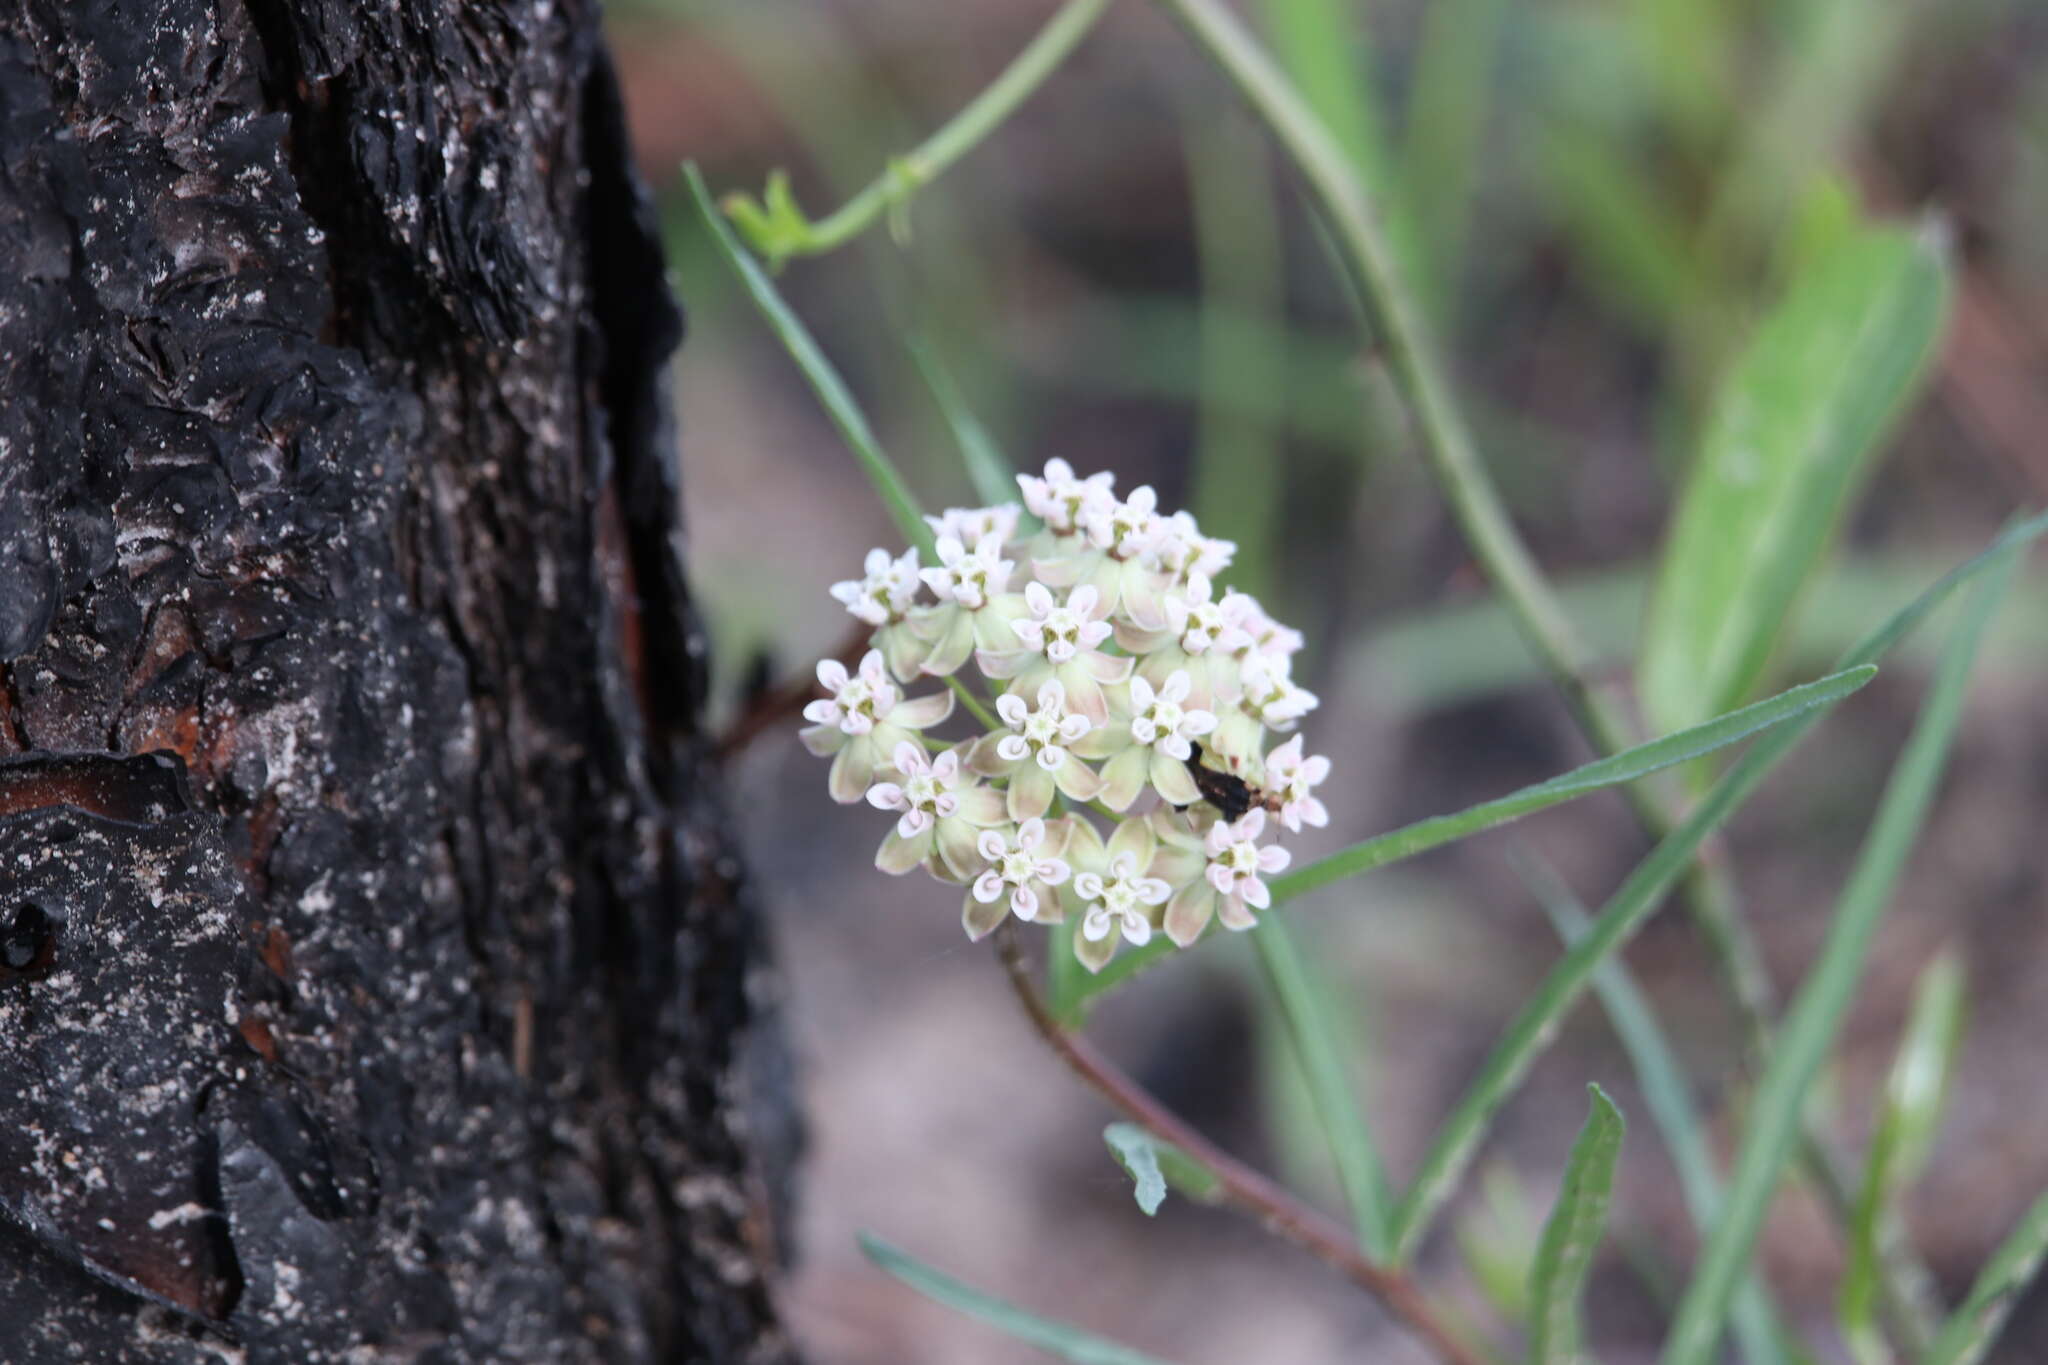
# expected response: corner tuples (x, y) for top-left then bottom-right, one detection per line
(1531, 864), (1789, 1365)
(1048, 914), (1088, 1027)
(906, 334), (1017, 509)
(1528, 1086), (1627, 1365)
(1397, 0), (1512, 321)
(1271, 665), (1876, 904)
(860, 1233), (1184, 1365)
(1841, 952), (1968, 1353)
(1924, 1191), (2048, 1365)
(1076, 511), (2046, 1029)
(684, 163), (934, 561)
(1103, 1124), (1221, 1217)
(1640, 222), (1951, 735)
(1249, 916), (1394, 1258)
(1660, 538), (2020, 1365)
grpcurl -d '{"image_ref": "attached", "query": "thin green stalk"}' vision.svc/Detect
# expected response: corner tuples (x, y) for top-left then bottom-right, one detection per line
(1150, 2), (1950, 1339)
(1660, 539), (2021, 1365)
(1249, 917), (1394, 1259)
(1528, 860), (1788, 1365)
(726, 0), (1112, 267)
(1151, 0), (1630, 762)
(685, 164), (935, 561)
(1924, 1189), (2048, 1365)
(946, 675), (1000, 730)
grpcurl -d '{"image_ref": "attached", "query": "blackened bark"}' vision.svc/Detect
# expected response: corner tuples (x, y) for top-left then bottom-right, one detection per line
(0, 1), (796, 1361)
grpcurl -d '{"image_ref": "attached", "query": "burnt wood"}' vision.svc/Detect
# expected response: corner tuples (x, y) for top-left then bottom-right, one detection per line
(0, 1), (796, 1360)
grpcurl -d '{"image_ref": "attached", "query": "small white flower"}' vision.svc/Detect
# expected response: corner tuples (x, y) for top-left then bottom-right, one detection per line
(1240, 652), (1319, 730)
(964, 818), (1072, 934)
(1018, 458), (1116, 534)
(919, 534), (1013, 611)
(802, 650), (899, 736)
(1010, 582), (1114, 665)
(799, 649), (956, 803)
(1075, 851), (1171, 948)
(1225, 591), (1305, 660)
(924, 504), (1020, 548)
(995, 680), (1094, 772)
(1156, 510), (1235, 581)
(1203, 808), (1290, 914)
(1262, 735), (1331, 832)
(865, 741), (964, 838)
(1128, 670), (1217, 762)
(1080, 485), (1166, 561)
(1163, 573), (1250, 656)
(830, 547), (923, 626)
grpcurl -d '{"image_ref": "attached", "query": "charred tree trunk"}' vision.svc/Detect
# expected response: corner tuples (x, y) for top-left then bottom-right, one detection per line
(0, 2), (796, 1361)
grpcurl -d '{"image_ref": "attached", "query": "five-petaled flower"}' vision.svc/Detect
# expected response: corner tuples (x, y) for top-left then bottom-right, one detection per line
(963, 819), (1072, 939)
(866, 741), (1006, 880)
(915, 534), (1026, 677)
(1090, 670), (1218, 809)
(974, 680), (1103, 820)
(1058, 814), (1175, 972)
(1164, 809), (1291, 945)
(1262, 735), (1332, 832)
(831, 547), (932, 678)
(800, 650), (956, 803)
(1018, 458), (1116, 535)
(980, 582), (1131, 723)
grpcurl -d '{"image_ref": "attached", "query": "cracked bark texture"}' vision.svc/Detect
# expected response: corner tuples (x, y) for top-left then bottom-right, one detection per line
(0, 1), (797, 1361)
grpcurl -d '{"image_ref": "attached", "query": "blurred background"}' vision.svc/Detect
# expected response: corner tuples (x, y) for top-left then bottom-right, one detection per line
(609, 1), (2048, 1360)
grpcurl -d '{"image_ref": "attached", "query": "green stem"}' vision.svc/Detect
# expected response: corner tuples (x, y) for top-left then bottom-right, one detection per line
(946, 675), (1001, 730)
(752, 0), (1111, 262)
(1153, 0), (1945, 1346)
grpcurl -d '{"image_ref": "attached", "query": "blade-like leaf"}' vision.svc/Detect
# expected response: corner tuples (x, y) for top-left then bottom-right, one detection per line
(906, 334), (1017, 510)
(1660, 537), (2020, 1365)
(860, 1233), (1184, 1365)
(1271, 665), (1875, 904)
(1074, 510), (2047, 1025)
(684, 163), (935, 561)
(1840, 952), (1967, 1355)
(1640, 222), (1950, 735)
(1103, 1124), (1221, 1217)
(1532, 864), (1788, 1365)
(1250, 916), (1394, 1257)
(1528, 1086), (1626, 1365)
(1924, 1191), (2048, 1365)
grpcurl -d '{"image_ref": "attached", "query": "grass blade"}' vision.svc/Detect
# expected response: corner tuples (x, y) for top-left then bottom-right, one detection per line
(1271, 665), (1876, 904)
(1924, 1192), (2048, 1365)
(1530, 864), (1788, 1365)
(1640, 222), (1951, 736)
(860, 1233), (1184, 1365)
(906, 333), (1017, 509)
(1074, 511), (2046, 1020)
(1397, 0), (1511, 322)
(1250, 916), (1394, 1258)
(684, 162), (935, 560)
(1659, 536), (2020, 1365)
(1387, 698), (1828, 1264)
(1841, 952), (1967, 1360)
(1527, 1086), (1626, 1365)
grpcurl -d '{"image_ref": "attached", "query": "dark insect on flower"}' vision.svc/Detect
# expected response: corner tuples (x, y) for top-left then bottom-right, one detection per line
(1185, 742), (1256, 822)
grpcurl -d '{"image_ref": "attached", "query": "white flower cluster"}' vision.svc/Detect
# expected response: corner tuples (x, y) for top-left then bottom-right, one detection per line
(801, 460), (1332, 972)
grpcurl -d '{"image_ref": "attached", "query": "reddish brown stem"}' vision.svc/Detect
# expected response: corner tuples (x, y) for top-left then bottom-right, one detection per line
(715, 622), (869, 762)
(995, 928), (1487, 1365)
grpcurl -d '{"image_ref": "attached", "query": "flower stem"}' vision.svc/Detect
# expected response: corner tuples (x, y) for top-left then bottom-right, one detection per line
(745, 0), (1111, 263)
(1151, 0), (1943, 1348)
(995, 927), (1494, 1365)
(946, 675), (1001, 730)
